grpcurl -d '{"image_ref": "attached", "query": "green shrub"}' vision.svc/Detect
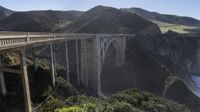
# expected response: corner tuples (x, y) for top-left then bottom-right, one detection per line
(36, 97), (65, 112)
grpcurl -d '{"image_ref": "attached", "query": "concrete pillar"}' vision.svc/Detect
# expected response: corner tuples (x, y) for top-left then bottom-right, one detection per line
(86, 38), (99, 96)
(50, 44), (56, 87)
(80, 39), (88, 88)
(0, 57), (7, 96)
(65, 41), (70, 82)
(115, 37), (126, 67)
(75, 40), (80, 85)
(33, 48), (38, 70)
(121, 37), (126, 65)
(20, 49), (32, 112)
(96, 37), (104, 97)
(84, 40), (88, 88)
(53, 48), (57, 77)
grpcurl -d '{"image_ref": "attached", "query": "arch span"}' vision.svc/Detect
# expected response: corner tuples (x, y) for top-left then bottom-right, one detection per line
(96, 35), (127, 96)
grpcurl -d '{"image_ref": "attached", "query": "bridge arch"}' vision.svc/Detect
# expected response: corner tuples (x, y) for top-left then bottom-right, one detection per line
(96, 35), (127, 96)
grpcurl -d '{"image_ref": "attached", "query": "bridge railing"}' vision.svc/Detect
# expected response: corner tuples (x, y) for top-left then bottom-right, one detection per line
(0, 31), (134, 50)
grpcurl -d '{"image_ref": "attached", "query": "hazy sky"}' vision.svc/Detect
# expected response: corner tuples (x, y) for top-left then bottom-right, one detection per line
(0, 0), (199, 19)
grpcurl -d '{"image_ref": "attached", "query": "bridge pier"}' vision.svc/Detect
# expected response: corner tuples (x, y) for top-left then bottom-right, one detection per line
(20, 49), (32, 112)
(80, 39), (88, 89)
(65, 41), (70, 82)
(33, 48), (38, 70)
(115, 37), (126, 67)
(75, 40), (80, 85)
(53, 48), (57, 77)
(0, 57), (7, 96)
(85, 38), (100, 96)
(50, 44), (56, 87)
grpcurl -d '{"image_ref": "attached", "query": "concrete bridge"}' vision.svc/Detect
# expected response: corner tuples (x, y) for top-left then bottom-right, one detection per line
(0, 31), (135, 112)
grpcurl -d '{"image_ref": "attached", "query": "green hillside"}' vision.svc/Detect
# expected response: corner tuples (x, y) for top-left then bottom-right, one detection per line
(0, 10), (82, 32)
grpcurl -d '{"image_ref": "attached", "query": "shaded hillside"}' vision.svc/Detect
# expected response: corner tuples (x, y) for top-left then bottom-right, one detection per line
(0, 10), (82, 32)
(101, 37), (170, 96)
(0, 6), (14, 20)
(122, 8), (200, 27)
(163, 76), (200, 112)
(62, 6), (161, 34)
(133, 32), (200, 111)
(135, 31), (200, 75)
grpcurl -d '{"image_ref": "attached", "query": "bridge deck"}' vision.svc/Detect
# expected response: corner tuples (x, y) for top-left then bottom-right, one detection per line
(0, 31), (134, 52)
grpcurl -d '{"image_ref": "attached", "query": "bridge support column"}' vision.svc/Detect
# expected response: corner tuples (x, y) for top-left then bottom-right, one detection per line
(75, 40), (80, 85)
(115, 37), (126, 67)
(65, 41), (70, 82)
(53, 48), (57, 77)
(33, 48), (38, 70)
(80, 39), (88, 88)
(50, 44), (56, 87)
(86, 37), (103, 96)
(20, 49), (32, 112)
(0, 57), (7, 96)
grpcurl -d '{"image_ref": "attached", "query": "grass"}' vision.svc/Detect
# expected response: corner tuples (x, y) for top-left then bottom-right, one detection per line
(153, 21), (199, 34)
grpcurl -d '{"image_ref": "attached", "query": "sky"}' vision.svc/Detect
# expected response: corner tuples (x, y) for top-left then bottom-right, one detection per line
(0, 0), (200, 20)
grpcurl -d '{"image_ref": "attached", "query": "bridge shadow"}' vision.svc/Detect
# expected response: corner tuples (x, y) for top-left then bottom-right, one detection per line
(101, 42), (137, 96)
(101, 38), (169, 96)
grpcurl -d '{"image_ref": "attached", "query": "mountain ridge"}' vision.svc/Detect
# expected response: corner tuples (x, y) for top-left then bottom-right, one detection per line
(122, 7), (200, 27)
(62, 5), (161, 34)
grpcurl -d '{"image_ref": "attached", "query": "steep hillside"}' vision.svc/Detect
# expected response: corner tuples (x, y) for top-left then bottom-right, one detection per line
(0, 10), (81, 32)
(123, 8), (200, 27)
(0, 6), (14, 31)
(122, 8), (200, 34)
(0, 6), (14, 20)
(163, 76), (200, 112)
(62, 6), (161, 34)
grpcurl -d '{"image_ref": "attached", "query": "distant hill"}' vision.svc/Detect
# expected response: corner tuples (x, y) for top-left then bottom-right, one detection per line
(0, 10), (82, 32)
(61, 6), (161, 34)
(122, 8), (200, 27)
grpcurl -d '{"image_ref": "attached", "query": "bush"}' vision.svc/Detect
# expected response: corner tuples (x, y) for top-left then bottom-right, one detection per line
(55, 77), (78, 98)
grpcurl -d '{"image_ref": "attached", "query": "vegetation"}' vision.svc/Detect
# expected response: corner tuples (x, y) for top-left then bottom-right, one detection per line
(0, 10), (81, 32)
(36, 80), (190, 112)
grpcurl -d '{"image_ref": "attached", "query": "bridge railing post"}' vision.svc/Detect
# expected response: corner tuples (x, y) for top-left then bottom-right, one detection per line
(26, 33), (30, 43)
(20, 49), (32, 112)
